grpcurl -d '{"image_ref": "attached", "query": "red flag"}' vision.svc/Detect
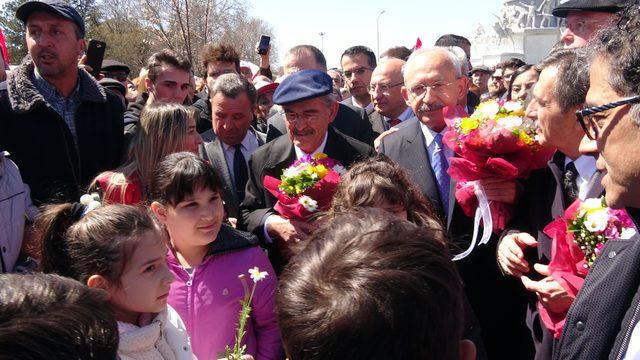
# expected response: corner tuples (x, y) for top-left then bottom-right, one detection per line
(0, 27), (9, 65)
(414, 37), (422, 50)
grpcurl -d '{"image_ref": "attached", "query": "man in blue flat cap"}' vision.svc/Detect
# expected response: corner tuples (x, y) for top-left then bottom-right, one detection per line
(0, 0), (124, 205)
(239, 69), (374, 273)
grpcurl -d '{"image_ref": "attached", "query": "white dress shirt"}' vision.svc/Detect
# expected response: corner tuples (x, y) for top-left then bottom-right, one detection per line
(351, 97), (374, 112)
(565, 155), (598, 201)
(222, 132), (260, 184)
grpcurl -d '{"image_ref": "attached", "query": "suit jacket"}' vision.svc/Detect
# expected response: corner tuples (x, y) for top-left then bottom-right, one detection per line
(265, 103), (375, 145)
(239, 126), (375, 272)
(200, 130), (265, 219)
(368, 110), (387, 135)
(379, 119), (535, 358)
(554, 209), (640, 360)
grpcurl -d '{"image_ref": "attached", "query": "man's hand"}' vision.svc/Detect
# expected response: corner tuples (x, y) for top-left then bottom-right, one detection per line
(266, 215), (316, 243)
(480, 178), (519, 204)
(497, 232), (537, 277)
(78, 54), (94, 76)
(522, 264), (574, 313)
(255, 42), (271, 69)
(374, 127), (400, 152)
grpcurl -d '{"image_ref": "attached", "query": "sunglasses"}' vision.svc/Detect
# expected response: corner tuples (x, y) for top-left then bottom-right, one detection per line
(576, 95), (640, 140)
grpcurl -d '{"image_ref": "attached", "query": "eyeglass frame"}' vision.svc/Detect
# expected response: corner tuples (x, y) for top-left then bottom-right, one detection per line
(368, 81), (404, 95)
(575, 95), (640, 140)
(406, 80), (456, 100)
(560, 18), (610, 35)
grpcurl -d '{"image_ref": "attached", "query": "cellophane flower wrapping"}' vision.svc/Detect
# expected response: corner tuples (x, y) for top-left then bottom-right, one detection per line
(540, 197), (636, 338)
(443, 100), (554, 232)
(263, 153), (345, 221)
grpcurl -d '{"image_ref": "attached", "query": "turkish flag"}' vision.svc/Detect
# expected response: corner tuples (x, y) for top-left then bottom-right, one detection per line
(414, 37), (422, 50)
(0, 27), (9, 65)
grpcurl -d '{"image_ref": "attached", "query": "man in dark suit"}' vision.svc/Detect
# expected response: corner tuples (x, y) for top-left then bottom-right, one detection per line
(240, 70), (375, 273)
(369, 58), (414, 135)
(552, 7), (640, 358)
(266, 45), (375, 145)
(379, 47), (526, 358)
(340, 45), (376, 112)
(497, 49), (600, 360)
(200, 74), (265, 223)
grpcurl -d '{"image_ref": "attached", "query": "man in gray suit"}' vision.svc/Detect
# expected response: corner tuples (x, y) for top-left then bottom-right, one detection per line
(201, 73), (265, 221)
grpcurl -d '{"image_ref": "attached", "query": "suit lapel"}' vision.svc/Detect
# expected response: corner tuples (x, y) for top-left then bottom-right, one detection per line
(584, 170), (605, 199)
(266, 135), (296, 179)
(403, 122), (441, 210)
(548, 151), (566, 217)
(368, 111), (387, 134)
(205, 139), (238, 212)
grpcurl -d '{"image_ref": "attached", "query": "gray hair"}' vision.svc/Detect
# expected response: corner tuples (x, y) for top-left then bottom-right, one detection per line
(403, 47), (464, 81)
(588, 7), (640, 125)
(535, 48), (590, 113)
(208, 73), (257, 105)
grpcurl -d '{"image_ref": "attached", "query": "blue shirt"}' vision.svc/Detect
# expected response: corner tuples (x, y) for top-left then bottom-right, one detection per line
(32, 68), (81, 147)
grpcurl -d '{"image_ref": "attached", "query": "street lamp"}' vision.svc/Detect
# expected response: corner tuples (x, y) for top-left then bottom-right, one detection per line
(377, 10), (386, 59)
(319, 32), (325, 53)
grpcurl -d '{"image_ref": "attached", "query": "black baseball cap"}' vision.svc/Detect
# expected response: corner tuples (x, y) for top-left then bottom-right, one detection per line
(16, 0), (85, 37)
(552, 0), (630, 18)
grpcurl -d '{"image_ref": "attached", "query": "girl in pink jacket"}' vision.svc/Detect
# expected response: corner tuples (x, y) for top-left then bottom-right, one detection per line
(149, 152), (283, 360)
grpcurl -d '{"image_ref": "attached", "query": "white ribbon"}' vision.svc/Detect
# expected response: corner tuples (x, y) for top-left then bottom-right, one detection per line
(453, 181), (493, 261)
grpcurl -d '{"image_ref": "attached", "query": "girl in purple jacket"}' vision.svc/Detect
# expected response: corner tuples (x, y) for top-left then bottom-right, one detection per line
(149, 152), (283, 360)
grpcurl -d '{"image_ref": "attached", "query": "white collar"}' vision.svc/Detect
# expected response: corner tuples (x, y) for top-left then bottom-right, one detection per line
(565, 155), (598, 182)
(352, 97), (374, 111)
(419, 122), (449, 148)
(383, 107), (413, 122)
(222, 131), (256, 151)
(294, 132), (329, 159)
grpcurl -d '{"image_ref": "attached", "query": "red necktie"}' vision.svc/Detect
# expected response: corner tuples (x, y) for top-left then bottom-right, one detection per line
(388, 118), (401, 127)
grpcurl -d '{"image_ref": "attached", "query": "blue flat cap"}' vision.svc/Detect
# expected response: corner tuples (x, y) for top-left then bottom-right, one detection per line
(17, 0), (85, 37)
(273, 69), (333, 105)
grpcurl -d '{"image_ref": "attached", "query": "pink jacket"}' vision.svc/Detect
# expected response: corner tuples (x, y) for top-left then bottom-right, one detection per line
(166, 225), (283, 360)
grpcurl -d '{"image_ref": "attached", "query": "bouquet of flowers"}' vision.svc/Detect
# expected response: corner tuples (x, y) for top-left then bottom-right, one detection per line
(444, 100), (553, 233)
(540, 197), (636, 338)
(263, 153), (345, 220)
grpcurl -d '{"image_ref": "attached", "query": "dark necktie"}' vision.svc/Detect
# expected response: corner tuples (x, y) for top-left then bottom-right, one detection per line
(563, 161), (579, 206)
(233, 144), (249, 202)
(432, 133), (450, 215)
(388, 118), (401, 128)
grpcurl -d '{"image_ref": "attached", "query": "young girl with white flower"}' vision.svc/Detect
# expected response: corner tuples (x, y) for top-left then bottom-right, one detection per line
(149, 152), (282, 360)
(37, 204), (195, 360)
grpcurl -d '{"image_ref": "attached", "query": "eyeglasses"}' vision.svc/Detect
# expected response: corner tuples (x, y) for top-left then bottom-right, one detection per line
(407, 81), (453, 98)
(576, 95), (640, 140)
(368, 81), (404, 95)
(343, 67), (372, 79)
(560, 19), (608, 35)
(283, 111), (322, 124)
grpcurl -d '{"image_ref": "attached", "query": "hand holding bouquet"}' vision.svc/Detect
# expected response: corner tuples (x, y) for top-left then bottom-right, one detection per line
(263, 153), (345, 220)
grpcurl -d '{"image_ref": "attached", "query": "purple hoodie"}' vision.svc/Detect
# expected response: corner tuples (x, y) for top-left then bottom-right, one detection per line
(166, 225), (282, 360)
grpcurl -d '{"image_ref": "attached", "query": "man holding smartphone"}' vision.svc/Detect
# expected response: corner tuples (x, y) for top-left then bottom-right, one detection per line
(0, 0), (124, 205)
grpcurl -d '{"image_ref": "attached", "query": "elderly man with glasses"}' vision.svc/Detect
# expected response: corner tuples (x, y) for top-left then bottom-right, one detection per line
(553, 5), (640, 359)
(367, 58), (412, 135)
(553, 0), (629, 48)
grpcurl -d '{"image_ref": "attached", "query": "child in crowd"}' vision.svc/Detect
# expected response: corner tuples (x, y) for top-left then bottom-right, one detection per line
(277, 208), (476, 360)
(36, 203), (195, 360)
(148, 152), (282, 360)
(0, 273), (118, 360)
(94, 102), (203, 205)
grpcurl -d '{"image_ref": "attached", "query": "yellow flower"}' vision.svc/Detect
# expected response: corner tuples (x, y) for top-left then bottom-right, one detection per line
(459, 117), (480, 134)
(519, 132), (534, 146)
(313, 153), (328, 160)
(314, 164), (328, 178)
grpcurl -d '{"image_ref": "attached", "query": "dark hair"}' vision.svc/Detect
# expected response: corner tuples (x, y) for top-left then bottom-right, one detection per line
(148, 152), (223, 207)
(380, 46), (413, 61)
(200, 43), (241, 77)
(38, 204), (161, 285)
(589, 3), (640, 124)
(147, 49), (192, 83)
(535, 49), (589, 112)
(330, 155), (444, 231)
(287, 45), (327, 71)
(507, 64), (535, 101)
(435, 34), (471, 48)
(497, 57), (526, 72)
(209, 73), (257, 105)
(278, 208), (463, 360)
(0, 273), (118, 360)
(341, 45), (377, 69)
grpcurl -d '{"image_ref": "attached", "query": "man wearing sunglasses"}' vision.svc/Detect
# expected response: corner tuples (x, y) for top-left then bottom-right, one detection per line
(553, 0), (629, 48)
(553, 5), (640, 359)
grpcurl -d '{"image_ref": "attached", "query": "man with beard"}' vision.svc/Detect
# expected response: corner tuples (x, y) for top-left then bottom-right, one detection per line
(0, 0), (123, 205)
(239, 69), (374, 273)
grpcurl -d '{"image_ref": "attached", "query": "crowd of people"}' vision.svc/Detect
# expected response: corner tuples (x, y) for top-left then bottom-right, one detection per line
(2, 0), (640, 359)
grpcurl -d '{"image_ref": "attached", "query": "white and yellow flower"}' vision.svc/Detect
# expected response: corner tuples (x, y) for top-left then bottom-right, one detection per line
(496, 115), (523, 130)
(584, 209), (609, 233)
(502, 101), (524, 113)
(299, 195), (318, 212)
(248, 266), (269, 283)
